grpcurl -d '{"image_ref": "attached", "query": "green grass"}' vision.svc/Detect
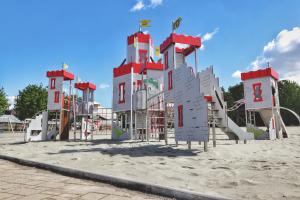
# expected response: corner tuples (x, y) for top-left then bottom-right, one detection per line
(247, 126), (265, 139)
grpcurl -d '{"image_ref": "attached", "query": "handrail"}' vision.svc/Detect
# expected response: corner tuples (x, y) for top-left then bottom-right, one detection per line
(227, 99), (245, 112)
(280, 107), (300, 125)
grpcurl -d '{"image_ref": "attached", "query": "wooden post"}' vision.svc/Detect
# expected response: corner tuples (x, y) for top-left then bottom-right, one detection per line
(244, 140), (247, 144)
(199, 141), (201, 145)
(164, 102), (168, 145)
(235, 140), (238, 144)
(204, 141), (208, 152)
(188, 141), (191, 150)
(175, 140), (178, 147)
(73, 87), (76, 141)
(212, 119), (216, 148)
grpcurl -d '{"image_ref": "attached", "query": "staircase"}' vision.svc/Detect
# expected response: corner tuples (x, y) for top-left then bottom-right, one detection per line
(199, 66), (254, 141)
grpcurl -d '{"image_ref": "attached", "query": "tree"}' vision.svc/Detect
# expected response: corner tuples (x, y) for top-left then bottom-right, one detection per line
(224, 83), (248, 126)
(14, 84), (48, 120)
(278, 80), (300, 125)
(0, 87), (9, 115)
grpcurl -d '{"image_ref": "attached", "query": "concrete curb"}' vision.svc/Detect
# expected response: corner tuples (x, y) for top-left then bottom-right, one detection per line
(0, 154), (230, 200)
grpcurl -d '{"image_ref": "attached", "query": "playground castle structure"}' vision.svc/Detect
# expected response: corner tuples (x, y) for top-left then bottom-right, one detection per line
(25, 67), (97, 142)
(112, 27), (260, 150)
(24, 20), (294, 147)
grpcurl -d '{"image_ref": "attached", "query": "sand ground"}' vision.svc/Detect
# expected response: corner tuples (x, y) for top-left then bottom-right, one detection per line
(0, 127), (299, 200)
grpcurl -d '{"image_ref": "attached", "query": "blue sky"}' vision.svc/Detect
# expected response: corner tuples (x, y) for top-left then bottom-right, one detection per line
(0, 0), (300, 107)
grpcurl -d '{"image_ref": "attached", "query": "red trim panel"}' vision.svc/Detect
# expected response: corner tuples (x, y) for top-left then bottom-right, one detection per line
(137, 80), (142, 90)
(127, 32), (150, 45)
(252, 82), (263, 102)
(164, 51), (168, 70)
(241, 68), (279, 81)
(178, 105), (183, 128)
(75, 82), (96, 90)
(160, 33), (201, 53)
(50, 78), (56, 90)
(46, 70), (75, 81)
(113, 62), (163, 78)
(176, 46), (196, 56)
(118, 82), (125, 104)
(204, 95), (213, 102)
(168, 70), (173, 90)
(54, 91), (60, 103)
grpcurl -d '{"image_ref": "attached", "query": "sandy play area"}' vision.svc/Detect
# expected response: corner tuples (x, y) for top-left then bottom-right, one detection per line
(0, 127), (299, 200)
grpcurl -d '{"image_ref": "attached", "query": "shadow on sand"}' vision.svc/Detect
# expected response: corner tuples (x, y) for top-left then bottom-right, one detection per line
(48, 140), (201, 157)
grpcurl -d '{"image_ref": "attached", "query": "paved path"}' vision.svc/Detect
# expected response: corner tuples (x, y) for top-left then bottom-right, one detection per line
(0, 160), (168, 200)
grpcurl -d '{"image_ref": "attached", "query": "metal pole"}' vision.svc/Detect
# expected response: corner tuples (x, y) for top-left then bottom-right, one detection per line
(146, 88), (149, 142)
(194, 47), (198, 73)
(91, 90), (94, 140)
(73, 87), (76, 140)
(130, 67), (134, 140)
(68, 80), (72, 140)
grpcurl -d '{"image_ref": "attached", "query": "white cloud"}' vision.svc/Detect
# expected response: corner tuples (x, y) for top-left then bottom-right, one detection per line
(198, 28), (219, 51)
(98, 83), (110, 90)
(251, 27), (300, 84)
(130, 0), (145, 12)
(130, 0), (163, 12)
(149, 0), (163, 8)
(202, 28), (219, 42)
(232, 70), (242, 79)
(200, 44), (205, 51)
(7, 96), (16, 110)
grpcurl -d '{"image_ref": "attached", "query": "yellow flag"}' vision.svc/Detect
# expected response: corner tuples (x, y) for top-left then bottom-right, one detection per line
(155, 47), (160, 57)
(62, 62), (69, 70)
(172, 17), (182, 31)
(139, 19), (151, 28)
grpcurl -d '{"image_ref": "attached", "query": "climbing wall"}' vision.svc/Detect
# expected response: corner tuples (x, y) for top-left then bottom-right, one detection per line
(173, 66), (209, 142)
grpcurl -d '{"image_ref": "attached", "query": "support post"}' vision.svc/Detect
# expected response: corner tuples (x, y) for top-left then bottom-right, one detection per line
(130, 67), (134, 140)
(204, 141), (208, 152)
(194, 48), (198, 73)
(164, 102), (168, 145)
(212, 120), (216, 148)
(8, 117), (14, 134)
(73, 87), (76, 141)
(188, 141), (191, 150)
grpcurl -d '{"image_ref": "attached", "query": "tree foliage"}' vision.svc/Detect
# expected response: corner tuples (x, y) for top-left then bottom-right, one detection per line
(224, 83), (247, 126)
(278, 80), (300, 125)
(15, 84), (47, 120)
(0, 87), (9, 115)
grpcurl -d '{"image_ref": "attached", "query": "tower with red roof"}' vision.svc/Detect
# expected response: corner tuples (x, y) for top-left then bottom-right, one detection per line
(241, 67), (288, 139)
(46, 69), (74, 140)
(74, 82), (96, 140)
(112, 31), (164, 140)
